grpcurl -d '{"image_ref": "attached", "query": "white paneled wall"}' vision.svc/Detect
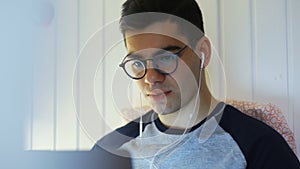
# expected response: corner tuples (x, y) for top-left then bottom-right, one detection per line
(77, 0), (104, 151)
(29, 0), (126, 150)
(28, 0), (300, 156)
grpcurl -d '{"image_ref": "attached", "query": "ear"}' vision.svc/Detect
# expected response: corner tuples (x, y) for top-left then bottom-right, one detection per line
(195, 36), (211, 69)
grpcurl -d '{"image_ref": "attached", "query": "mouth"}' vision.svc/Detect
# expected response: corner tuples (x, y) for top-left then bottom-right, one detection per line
(146, 89), (172, 100)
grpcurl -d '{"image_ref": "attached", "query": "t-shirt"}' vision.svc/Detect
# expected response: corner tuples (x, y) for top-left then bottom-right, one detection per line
(92, 103), (300, 169)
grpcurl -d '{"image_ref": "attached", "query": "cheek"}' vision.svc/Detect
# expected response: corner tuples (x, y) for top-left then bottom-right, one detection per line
(187, 56), (201, 79)
(176, 59), (199, 82)
(171, 60), (199, 96)
(179, 53), (200, 75)
(135, 80), (144, 91)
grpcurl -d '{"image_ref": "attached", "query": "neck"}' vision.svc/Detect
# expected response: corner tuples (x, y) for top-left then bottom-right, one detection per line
(158, 78), (219, 129)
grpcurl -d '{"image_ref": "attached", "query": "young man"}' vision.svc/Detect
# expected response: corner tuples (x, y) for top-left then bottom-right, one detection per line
(92, 0), (300, 168)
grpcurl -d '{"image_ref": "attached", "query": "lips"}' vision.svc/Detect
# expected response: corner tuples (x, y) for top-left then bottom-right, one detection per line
(146, 89), (172, 100)
(147, 88), (171, 96)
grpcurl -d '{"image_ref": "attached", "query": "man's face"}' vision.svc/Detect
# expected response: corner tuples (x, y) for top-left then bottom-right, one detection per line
(125, 22), (201, 115)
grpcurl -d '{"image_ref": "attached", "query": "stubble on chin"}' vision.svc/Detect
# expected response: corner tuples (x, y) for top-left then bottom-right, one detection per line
(148, 97), (181, 115)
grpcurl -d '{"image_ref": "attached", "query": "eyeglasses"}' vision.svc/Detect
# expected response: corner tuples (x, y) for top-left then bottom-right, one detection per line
(119, 45), (188, 80)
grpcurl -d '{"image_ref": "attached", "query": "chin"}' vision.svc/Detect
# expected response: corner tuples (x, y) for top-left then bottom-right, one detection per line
(147, 97), (181, 114)
(152, 105), (178, 115)
(155, 111), (170, 115)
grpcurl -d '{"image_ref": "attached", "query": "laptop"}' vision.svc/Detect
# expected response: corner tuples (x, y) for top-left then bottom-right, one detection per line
(24, 149), (132, 169)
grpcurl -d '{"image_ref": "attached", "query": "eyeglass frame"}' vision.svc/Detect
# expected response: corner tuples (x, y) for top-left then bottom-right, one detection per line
(119, 45), (188, 80)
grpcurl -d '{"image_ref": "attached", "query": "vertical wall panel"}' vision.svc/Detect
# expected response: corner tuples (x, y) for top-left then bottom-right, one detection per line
(32, 2), (56, 150)
(77, 0), (125, 151)
(199, 0), (253, 101)
(55, 0), (79, 150)
(254, 0), (289, 118)
(78, 0), (104, 150)
(221, 0), (253, 101)
(105, 0), (123, 22)
(286, 0), (294, 133)
(289, 0), (300, 157)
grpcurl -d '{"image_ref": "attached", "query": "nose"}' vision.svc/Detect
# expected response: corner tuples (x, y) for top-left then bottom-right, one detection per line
(144, 61), (165, 85)
(144, 68), (165, 85)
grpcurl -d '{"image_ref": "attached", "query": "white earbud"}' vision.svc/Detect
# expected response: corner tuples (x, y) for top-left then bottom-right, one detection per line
(200, 52), (205, 70)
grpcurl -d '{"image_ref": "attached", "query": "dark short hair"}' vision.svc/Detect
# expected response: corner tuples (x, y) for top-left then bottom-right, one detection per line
(120, 0), (205, 46)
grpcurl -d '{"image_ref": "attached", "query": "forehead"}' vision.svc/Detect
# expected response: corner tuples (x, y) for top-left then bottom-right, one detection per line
(125, 21), (188, 52)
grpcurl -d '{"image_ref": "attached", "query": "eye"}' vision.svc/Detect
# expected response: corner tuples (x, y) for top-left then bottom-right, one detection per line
(131, 60), (144, 68)
(126, 59), (145, 71)
(156, 54), (176, 65)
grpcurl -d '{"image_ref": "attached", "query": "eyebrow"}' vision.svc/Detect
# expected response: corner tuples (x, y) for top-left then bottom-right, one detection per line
(125, 45), (183, 59)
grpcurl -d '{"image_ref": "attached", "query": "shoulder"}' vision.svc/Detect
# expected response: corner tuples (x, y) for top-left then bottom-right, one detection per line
(219, 104), (300, 168)
(220, 104), (275, 135)
(219, 104), (286, 148)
